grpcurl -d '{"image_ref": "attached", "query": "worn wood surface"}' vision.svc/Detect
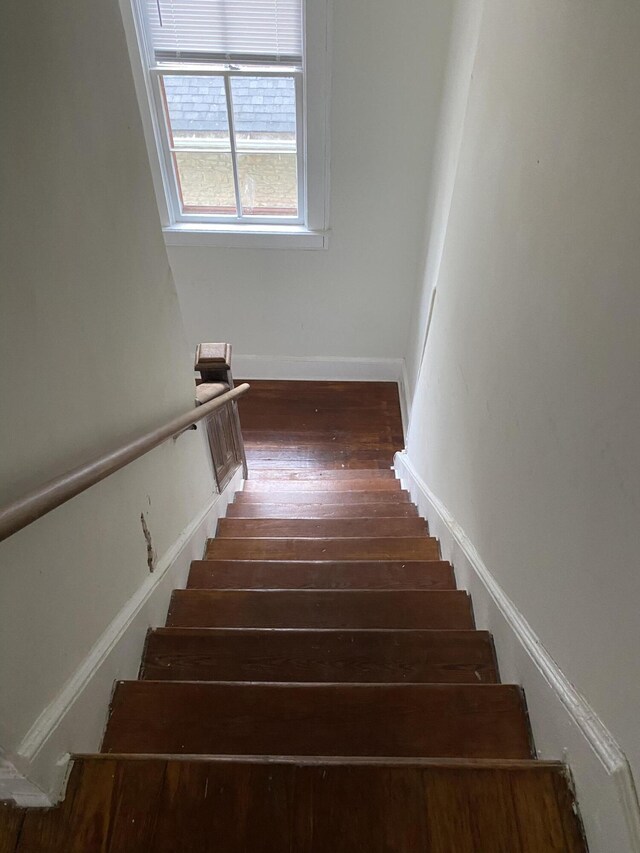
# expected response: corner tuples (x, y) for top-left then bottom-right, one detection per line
(205, 536), (440, 561)
(0, 759), (586, 852)
(186, 559), (455, 590)
(102, 682), (533, 759)
(244, 478), (402, 492)
(250, 468), (396, 480)
(0, 804), (24, 853)
(141, 628), (498, 684)
(216, 516), (428, 538)
(167, 589), (474, 629)
(237, 380), (404, 471)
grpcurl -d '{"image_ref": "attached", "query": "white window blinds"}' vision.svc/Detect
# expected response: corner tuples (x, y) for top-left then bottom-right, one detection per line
(146, 0), (303, 64)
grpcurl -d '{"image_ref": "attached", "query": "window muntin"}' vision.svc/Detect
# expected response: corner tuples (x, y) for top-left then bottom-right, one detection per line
(139, 0), (304, 225)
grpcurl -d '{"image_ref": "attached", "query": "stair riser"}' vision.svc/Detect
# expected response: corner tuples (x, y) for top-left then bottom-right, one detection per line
(216, 518), (428, 538)
(226, 503), (420, 518)
(167, 590), (474, 629)
(141, 629), (498, 684)
(205, 537), (440, 561)
(103, 682), (533, 760)
(243, 480), (402, 493)
(186, 560), (455, 590)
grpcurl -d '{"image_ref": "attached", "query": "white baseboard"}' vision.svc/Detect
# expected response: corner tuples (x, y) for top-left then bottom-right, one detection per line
(5, 467), (243, 806)
(394, 450), (640, 853)
(233, 354), (404, 383)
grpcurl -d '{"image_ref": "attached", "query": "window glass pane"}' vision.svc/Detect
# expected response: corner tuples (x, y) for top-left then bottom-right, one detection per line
(162, 75), (237, 214)
(236, 154), (297, 215)
(174, 152), (236, 213)
(231, 76), (298, 216)
(162, 75), (230, 147)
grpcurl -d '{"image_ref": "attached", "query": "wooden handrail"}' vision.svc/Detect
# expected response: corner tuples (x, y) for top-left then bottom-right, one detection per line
(0, 383), (250, 543)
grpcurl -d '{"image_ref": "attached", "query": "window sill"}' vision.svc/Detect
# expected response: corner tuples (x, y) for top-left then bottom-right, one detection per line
(163, 224), (329, 250)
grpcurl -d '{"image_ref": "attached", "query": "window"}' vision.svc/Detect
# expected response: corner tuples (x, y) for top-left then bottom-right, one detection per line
(123, 0), (329, 247)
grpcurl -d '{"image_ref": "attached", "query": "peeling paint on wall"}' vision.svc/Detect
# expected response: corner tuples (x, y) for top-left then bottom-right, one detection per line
(140, 513), (156, 572)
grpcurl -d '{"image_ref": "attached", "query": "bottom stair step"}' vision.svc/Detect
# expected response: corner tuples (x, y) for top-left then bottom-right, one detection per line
(7, 757), (586, 852)
(141, 628), (499, 683)
(102, 682), (533, 759)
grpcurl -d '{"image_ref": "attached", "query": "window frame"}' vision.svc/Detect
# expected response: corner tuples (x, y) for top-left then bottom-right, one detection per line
(154, 66), (305, 226)
(120, 0), (330, 248)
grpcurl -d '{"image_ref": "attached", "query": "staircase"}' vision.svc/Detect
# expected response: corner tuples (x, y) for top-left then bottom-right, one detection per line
(102, 468), (583, 849)
(0, 382), (587, 850)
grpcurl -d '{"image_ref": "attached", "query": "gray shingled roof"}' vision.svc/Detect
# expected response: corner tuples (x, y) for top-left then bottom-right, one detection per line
(164, 76), (296, 134)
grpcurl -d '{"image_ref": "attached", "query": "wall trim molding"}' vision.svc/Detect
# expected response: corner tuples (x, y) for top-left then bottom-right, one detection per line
(233, 354), (405, 384)
(6, 468), (243, 805)
(394, 449), (640, 853)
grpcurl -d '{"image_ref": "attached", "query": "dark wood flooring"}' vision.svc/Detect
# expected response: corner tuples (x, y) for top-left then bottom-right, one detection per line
(1, 758), (585, 853)
(141, 627), (499, 683)
(0, 381), (586, 851)
(236, 379), (404, 470)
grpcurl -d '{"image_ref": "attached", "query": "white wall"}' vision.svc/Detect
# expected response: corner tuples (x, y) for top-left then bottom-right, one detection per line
(406, 0), (640, 829)
(404, 0), (484, 400)
(167, 0), (455, 367)
(0, 0), (215, 793)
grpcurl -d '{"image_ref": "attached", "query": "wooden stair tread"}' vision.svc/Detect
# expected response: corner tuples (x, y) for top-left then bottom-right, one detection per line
(102, 682), (533, 759)
(226, 501), (420, 518)
(205, 536), (440, 561)
(141, 628), (498, 683)
(243, 479), (402, 492)
(234, 489), (412, 504)
(217, 517), (428, 538)
(186, 559), (455, 589)
(3, 757), (584, 851)
(247, 457), (399, 470)
(167, 589), (473, 629)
